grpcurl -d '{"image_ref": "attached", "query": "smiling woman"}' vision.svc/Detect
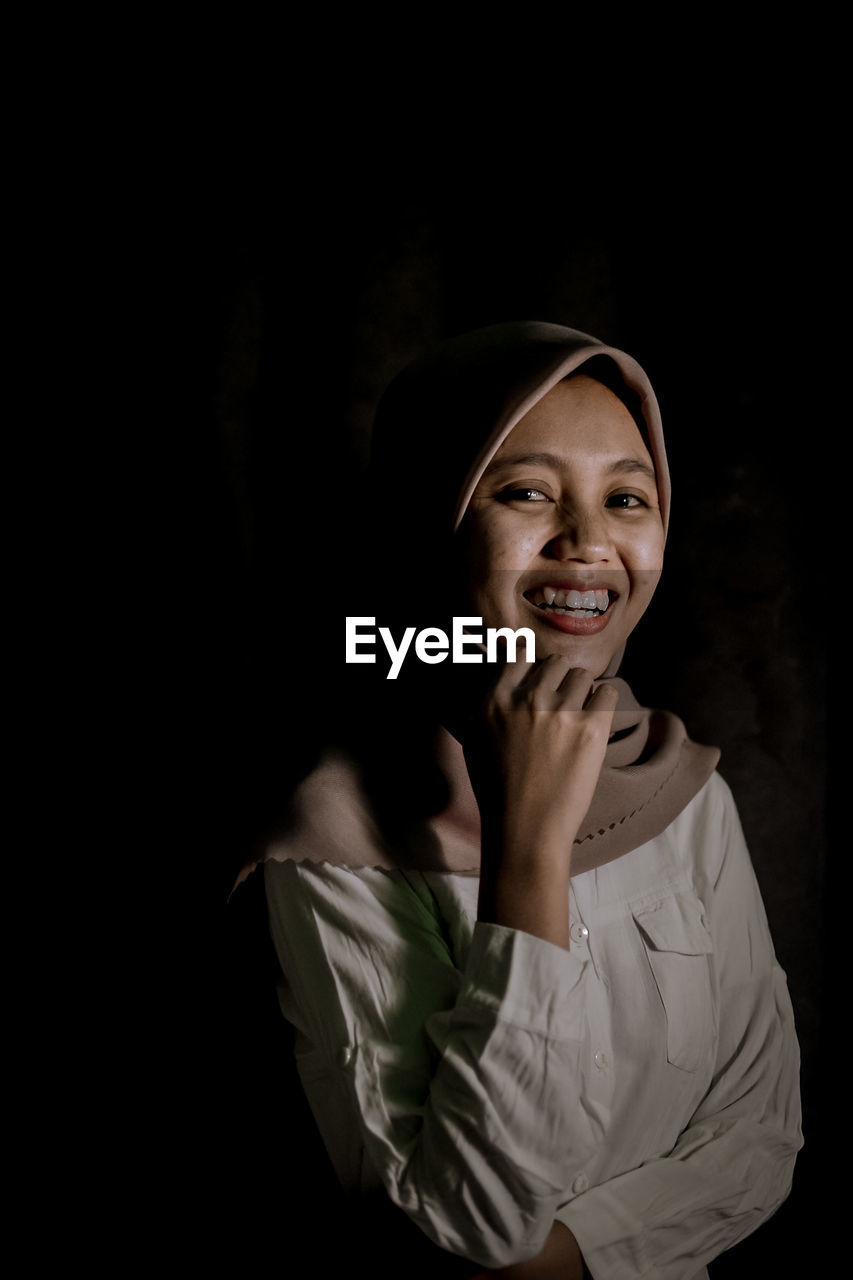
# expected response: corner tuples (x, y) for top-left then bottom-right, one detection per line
(460, 375), (665, 675)
(239, 323), (802, 1279)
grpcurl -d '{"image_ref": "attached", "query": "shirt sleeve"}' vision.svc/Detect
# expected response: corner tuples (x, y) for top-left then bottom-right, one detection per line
(557, 775), (803, 1280)
(264, 858), (595, 1269)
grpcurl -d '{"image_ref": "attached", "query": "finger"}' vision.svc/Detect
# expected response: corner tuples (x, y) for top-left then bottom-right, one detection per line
(551, 663), (597, 704)
(581, 680), (621, 715)
(507, 652), (580, 699)
(490, 635), (537, 697)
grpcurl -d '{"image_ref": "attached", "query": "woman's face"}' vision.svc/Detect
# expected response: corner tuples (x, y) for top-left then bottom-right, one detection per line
(458, 374), (665, 678)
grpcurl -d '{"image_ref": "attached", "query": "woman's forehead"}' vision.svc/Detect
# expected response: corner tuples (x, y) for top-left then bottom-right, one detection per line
(487, 375), (655, 470)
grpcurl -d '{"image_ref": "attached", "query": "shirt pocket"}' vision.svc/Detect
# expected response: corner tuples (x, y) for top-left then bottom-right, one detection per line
(632, 892), (715, 1073)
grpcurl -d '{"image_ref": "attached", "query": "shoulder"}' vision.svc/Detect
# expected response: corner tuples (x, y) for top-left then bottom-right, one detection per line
(669, 769), (739, 835)
(230, 749), (391, 893)
(664, 770), (750, 878)
(273, 750), (391, 868)
(661, 771), (767, 932)
(262, 823), (452, 962)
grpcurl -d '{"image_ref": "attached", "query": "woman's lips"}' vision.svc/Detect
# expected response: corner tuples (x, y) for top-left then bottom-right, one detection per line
(523, 584), (617, 636)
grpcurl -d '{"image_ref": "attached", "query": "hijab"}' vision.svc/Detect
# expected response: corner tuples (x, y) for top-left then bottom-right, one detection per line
(247, 322), (719, 883)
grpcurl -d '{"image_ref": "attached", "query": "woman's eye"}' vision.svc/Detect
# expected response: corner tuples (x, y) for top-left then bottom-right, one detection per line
(606, 492), (647, 509)
(498, 486), (551, 503)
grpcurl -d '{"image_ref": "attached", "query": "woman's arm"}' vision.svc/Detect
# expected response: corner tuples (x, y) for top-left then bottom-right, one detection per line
(266, 855), (598, 1271)
(467, 656), (619, 950)
(469, 1220), (588, 1279)
(459, 657), (612, 1275)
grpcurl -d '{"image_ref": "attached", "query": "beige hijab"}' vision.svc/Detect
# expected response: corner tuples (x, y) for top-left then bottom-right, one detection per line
(245, 323), (719, 884)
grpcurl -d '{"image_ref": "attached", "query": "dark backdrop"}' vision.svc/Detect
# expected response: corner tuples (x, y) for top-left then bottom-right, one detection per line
(165, 107), (837, 1276)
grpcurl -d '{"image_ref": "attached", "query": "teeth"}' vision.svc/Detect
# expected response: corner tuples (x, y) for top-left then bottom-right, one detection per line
(528, 587), (612, 614)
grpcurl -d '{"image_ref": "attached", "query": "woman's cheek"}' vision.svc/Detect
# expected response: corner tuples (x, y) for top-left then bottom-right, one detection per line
(489, 524), (543, 570)
(472, 583), (517, 632)
(620, 525), (665, 574)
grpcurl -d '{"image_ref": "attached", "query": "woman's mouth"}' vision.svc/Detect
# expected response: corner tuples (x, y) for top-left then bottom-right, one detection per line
(523, 584), (617, 635)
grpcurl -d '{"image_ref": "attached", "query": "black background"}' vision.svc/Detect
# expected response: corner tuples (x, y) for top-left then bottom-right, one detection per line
(153, 62), (839, 1276)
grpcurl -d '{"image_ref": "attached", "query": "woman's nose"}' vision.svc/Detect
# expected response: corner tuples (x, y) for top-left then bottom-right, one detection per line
(544, 509), (612, 562)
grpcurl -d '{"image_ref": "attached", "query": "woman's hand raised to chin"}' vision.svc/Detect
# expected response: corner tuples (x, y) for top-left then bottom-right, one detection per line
(465, 653), (619, 950)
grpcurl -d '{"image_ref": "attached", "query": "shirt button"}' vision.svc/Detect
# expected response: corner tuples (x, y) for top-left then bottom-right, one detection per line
(594, 1049), (609, 1070)
(571, 1173), (590, 1194)
(570, 921), (589, 944)
(336, 1045), (354, 1068)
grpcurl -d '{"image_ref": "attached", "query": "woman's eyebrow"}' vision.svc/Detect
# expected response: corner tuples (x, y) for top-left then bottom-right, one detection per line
(607, 457), (657, 481)
(486, 450), (564, 472)
(486, 451), (656, 482)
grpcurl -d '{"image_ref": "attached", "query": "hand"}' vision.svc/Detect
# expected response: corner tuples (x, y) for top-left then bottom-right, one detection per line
(467, 1221), (587, 1279)
(465, 653), (619, 948)
(467, 653), (619, 864)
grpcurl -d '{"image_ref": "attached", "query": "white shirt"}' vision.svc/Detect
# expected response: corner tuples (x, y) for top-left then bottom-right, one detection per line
(264, 771), (802, 1279)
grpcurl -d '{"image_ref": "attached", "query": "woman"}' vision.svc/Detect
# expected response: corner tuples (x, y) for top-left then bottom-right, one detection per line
(249, 322), (801, 1277)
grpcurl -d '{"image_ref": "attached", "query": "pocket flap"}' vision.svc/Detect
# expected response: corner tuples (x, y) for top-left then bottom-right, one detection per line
(632, 892), (713, 956)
